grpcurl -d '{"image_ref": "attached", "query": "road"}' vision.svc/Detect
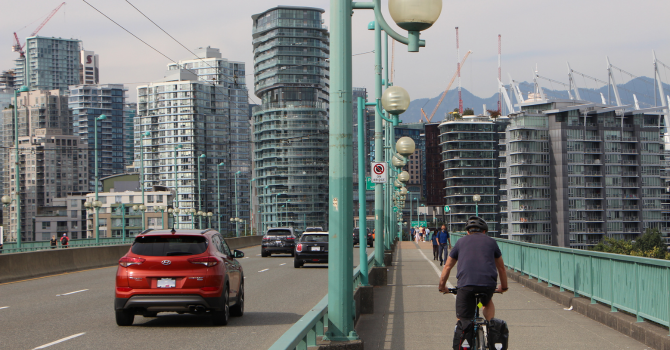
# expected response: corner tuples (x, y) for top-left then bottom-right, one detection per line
(0, 244), (372, 350)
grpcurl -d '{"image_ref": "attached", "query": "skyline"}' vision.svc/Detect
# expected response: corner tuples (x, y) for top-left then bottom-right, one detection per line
(1, 0), (669, 103)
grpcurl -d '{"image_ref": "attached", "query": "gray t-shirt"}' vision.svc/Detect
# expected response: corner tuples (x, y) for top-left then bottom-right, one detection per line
(449, 233), (502, 288)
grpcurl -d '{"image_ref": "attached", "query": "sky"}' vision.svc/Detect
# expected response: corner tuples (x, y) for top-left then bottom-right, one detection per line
(1, 0), (669, 104)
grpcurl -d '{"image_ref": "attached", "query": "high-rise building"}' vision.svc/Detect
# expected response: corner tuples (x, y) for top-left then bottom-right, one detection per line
(69, 84), (127, 191)
(424, 123), (445, 206)
(2, 89), (85, 241)
(0, 70), (16, 89)
(499, 99), (669, 247)
(80, 50), (99, 85)
(165, 47), (251, 231)
(252, 6), (330, 233)
(137, 66), (244, 234)
(14, 36), (81, 91)
(438, 115), (500, 236)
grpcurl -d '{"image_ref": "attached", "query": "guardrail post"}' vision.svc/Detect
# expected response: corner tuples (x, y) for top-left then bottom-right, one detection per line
(635, 262), (643, 322)
(589, 256), (595, 304)
(307, 325), (317, 346)
(667, 267), (670, 335)
(609, 259), (620, 319)
(559, 252), (564, 292)
(573, 252), (578, 298)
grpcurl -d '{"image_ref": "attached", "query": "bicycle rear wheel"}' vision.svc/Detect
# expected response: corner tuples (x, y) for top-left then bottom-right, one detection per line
(476, 326), (487, 350)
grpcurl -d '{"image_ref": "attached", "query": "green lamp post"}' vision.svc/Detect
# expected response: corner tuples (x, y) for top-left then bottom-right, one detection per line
(197, 154), (206, 229)
(207, 212), (213, 229)
(217, 162), (225, 232)
(189, 208), (196, 229)
(173, 144), (182, 228)
(94, 114), (108, 243)
(326, 0), (440, 341)
(139, 131), (150, 231)
(158, 205), (167, 229)
(473, 194), (481, 217)
(234, 171), (241, 237)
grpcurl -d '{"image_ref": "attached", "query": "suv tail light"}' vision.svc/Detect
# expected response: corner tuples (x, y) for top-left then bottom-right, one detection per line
(188, 256), (220, 267)
(119, 257), (145, 267)
(286, 236), (295, 240)
(296, 244), (303, 252)
(116, 287), (133, 292)
(263, 236), (271, 240)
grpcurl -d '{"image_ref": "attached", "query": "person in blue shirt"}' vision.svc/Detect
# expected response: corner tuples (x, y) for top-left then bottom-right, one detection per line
(431, 229), (439, 260)
(436, 225), (452, 266)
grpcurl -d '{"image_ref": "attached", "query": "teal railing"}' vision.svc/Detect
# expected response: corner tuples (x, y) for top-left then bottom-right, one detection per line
(269, 251), (375, 350)
(452, 233), (670, 333)
(1, 238), (129, 254)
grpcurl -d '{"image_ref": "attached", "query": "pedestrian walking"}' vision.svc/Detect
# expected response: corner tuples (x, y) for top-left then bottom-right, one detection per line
(424, 227), (431, 242)
(60, 233), (69, 248)
(436, 225), (452, 266)
(50, 235), (57, 249)
(410, 227), (415, 242)
(431, 229), (439, 260)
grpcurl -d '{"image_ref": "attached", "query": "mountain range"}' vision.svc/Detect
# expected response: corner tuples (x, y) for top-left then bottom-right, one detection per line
(401, 76), (670, 124)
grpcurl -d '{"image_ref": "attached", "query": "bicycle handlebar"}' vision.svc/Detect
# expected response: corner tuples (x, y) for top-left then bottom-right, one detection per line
(441, 287), (503, 295)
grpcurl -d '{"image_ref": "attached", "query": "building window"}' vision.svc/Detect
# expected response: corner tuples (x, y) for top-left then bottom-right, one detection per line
(129, 196), (134, 203)
(71, 200), (78, 208)
(71, 210), (77, 218)
(42, 222), (51, 229)
(115, 196), (122, 203)
(156, 195), (163, 203)
(147, 195), (154, 203)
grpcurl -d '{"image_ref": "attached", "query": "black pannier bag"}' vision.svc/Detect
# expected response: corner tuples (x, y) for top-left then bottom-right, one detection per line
(487, 318), (509, 350)
(453, 319), (475, 349)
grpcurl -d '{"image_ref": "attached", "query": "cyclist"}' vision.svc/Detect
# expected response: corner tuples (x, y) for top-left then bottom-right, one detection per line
(438, 216), (508, 322)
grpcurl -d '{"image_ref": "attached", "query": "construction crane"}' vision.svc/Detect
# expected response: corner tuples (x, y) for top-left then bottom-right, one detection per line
(420, 50), (472, 123)
(12, 2), (66, 57)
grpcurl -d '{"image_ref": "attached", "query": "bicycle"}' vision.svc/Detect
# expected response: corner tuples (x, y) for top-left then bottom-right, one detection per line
(444, 287), (504, 350)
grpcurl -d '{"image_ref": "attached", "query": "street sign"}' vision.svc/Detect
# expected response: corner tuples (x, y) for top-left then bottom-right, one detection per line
(411, 220), (427, 227)
(365, 177), (375, 191)
(370, 162), (387, 183)
(444, 205), (450, 213)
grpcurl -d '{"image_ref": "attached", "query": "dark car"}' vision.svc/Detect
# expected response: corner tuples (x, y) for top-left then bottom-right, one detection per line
(353, 227), (373, 248)
(261, 227), (296, 257)
(305, 227), (324, 232)
(294, 232), (329, 268)
(115, 229), (245, 326)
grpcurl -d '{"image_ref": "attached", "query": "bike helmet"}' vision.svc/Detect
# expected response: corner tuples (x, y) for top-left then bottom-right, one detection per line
(464, 216), (488, 232)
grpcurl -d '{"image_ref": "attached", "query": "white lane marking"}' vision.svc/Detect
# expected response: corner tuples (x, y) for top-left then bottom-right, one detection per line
(33, 333), (86, 349)
(56, 289), (89, 297)
(256, 254), (261, 256)
(279, 263), (286, 266)
(416, 246), (456, 299)
(0, 306), (9, 310)
(258, 268), (269, 273)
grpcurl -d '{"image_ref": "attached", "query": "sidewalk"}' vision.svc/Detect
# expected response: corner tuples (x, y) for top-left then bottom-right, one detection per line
(356, 241), (651, 350)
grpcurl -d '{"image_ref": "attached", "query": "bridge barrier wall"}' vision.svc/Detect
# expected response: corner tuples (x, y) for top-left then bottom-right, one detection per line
(452, 233), (670, 333)
(0, 236), (263, 284)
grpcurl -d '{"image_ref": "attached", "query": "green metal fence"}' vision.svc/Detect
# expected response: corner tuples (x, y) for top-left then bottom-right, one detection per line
(268, 251), (375, 350)
(452, 233), (670, 333)
(1, 238), (129, 254)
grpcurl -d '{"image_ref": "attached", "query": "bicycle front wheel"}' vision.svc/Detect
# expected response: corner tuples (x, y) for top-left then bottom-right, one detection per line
(476, 326), (487, 350)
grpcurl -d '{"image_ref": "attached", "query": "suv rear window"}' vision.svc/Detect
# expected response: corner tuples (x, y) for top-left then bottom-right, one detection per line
(301, 234), (329, 242)
(267, 229), (292, 236)
(131, 235), (208, 256)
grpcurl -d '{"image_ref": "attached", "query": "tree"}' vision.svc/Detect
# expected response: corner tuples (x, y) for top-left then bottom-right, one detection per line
(463, 108), (475, 116)
(487, 109), (501, 120)
(591, 228), (669, 260)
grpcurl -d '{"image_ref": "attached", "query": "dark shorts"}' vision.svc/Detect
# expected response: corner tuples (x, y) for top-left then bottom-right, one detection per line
(455, 286), (496, 320)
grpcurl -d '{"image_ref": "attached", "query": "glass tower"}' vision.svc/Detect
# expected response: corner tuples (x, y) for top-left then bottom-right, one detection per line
(69, 84), (127, 191)
(252, 6), (330, 234)
(438, 115), (500, 236)
(15, 36), (81, 91)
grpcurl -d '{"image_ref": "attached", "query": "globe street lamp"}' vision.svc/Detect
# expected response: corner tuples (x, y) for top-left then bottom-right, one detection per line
(473, 194), (481, 217)
(94, 114), (107, 243)
(158, 205), (167, 229)
(189, 208), (196, 229)
(327, 0), (440, 340)
(207, 212), (213, 229)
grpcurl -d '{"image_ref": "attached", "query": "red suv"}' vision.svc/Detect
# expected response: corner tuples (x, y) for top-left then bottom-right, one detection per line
(115, 229), (244, 326)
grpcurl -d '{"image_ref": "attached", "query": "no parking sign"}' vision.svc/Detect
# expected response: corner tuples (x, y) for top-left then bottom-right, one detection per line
(370, 162), (387, 183)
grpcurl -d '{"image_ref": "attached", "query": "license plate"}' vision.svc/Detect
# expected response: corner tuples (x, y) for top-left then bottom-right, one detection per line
(157, 278), (176, 288)
(312, 246), (321, 251)
(275, 241), (282, 246)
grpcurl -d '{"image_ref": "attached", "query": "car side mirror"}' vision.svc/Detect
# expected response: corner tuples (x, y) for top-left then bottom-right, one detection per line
(233, 250), (244, 259)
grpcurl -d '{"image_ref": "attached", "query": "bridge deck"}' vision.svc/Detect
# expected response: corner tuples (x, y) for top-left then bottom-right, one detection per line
(356, 241), (651, 349)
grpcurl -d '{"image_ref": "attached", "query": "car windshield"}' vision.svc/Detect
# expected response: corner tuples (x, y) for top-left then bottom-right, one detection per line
(131, 235), (208, 256)
(267, 229), (292, 236)
(301, 234), (328, 243)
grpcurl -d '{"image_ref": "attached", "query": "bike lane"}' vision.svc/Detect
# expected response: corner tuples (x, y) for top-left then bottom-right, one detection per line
(356, 240), (650, 349)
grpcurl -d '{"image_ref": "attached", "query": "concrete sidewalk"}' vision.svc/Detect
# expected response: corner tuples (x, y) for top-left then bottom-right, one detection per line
(356, 241), (651, 350)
